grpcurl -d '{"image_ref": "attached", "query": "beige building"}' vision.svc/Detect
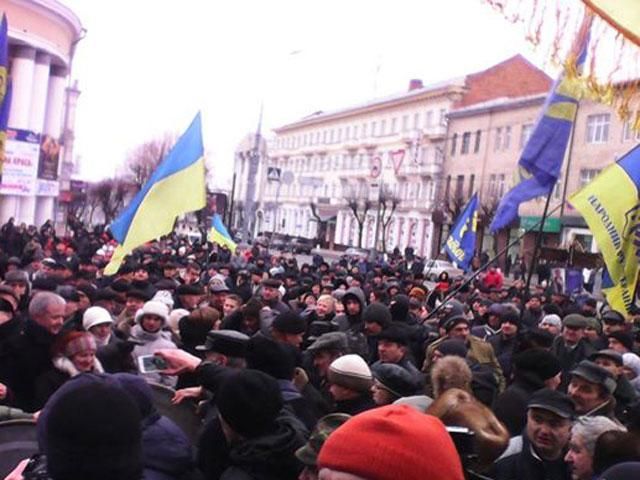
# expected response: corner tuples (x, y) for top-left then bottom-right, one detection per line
(0, 0), (83, 227)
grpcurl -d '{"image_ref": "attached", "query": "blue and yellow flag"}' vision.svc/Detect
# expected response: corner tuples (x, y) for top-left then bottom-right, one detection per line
(444, 193), (478, 272)
(570, 144), (640, 316)
(490, 16), (591, 232)
(0, 14), (8, 105)
(208, 213), (237, 252)
(105, 113), (206, 275)
(0, 80), (11, 173)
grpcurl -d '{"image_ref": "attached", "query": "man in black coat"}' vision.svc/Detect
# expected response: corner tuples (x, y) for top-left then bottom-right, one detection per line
(550, 314), (596, 391)
(4, 291), (66, 411)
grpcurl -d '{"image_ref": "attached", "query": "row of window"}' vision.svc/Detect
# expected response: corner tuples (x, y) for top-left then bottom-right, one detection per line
(274, 108), (448, 150)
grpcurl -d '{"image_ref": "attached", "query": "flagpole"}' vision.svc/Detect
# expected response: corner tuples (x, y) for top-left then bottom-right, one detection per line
(426, 202), (563, 320)
(522, 189), (553, 303)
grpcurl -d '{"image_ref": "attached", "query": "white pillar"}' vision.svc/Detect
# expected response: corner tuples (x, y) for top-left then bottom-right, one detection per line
(1, 47), (34, 225)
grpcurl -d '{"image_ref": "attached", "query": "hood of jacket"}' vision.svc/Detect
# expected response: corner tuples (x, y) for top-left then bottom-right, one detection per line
(130, 324), (172, 344)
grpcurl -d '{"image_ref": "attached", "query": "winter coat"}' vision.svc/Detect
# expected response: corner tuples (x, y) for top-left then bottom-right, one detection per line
(334, 393), (375, 416)
(200, 409), (307, 480)
(130, 324), (178, 387)
(550, 337), (596, 391)
(3, 319), (58, 412)
(492, 433), (571, 480)
(333, 287), (369, 360)
(493, 371), (545, 437)
(488, 334), (518, 381)
(142, 414), (193, 479)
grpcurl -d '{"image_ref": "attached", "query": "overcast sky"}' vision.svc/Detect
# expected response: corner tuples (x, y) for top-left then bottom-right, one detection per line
(62, 0), (550, 188)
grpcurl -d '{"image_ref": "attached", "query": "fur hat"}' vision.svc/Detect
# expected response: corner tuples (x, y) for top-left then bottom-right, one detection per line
(327, 354), (373, 393)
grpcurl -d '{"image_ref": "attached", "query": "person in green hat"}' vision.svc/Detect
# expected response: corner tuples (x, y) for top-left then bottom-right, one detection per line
(296, 413), (351, 480)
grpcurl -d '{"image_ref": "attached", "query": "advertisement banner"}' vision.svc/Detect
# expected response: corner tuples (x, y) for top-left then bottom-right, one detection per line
(36, 179), (59, 196)
(0, 128), (39, 196)
(38, 134), (60, 180)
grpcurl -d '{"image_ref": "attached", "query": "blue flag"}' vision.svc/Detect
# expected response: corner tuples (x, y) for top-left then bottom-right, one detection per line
(444, 193), (478, 271)
(208, 213), (237, 252)
(490, 19), (591, 232)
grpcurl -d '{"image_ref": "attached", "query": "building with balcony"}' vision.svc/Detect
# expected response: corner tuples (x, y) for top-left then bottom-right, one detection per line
(0, 0), (83, 227)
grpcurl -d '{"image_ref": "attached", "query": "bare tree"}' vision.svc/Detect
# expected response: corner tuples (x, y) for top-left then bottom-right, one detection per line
(126, 134), (175, 190)
(346, 192), (371, 248)
(89, 178), (131, 224)
(379, 185), (401, 254)
(309, 202), (328, 247)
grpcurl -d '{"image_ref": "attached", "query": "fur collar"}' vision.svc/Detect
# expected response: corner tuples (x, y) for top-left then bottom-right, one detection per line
(53, 355), (104, 377)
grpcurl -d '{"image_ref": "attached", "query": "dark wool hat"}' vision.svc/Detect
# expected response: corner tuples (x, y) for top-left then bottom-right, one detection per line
(528, 388), (575, 419)
(176, 283), (204, 296)
(307, 332), (349, 353)
(378, 323), (411, 346)
(435, 339), (468, 358)
(571, 360), (617, 395)
(31, 276), (59, 292)
(608, 331), (634, 352)
(196, 329), (250, 357)
(217, 369), (284, 437)
(443, 315), (470, 333)
(126, 288), (151, 301)
(261, 278), (282, 289)
(513, 348), (561, 380)
(57, 285), (80, 302)
(372, 363), (418, 398)
(110, 280), (130, 294)
(389, 295), (410, 323)
(272, 311), (307, 334)
(599, 462), (640, 479)
(246, 336), (297, 380)
(40, 377), (143, 480)
(589, 349), (624, 366)
(94, 287), (119, 302)
(500, 310), (521, 327)
(563, 313), (588, 329)
(363, 302), (392, 327)
(154, 279), (178, 291)
(602, 310), (626, 324)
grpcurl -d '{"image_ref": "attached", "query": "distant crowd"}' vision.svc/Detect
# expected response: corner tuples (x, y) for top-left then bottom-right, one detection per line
(0, 217), (639, 480)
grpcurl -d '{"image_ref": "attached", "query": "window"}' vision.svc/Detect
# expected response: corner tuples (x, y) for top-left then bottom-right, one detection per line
(495, 127), (503, 151)
(402, 115), (409, 132)
(521, 123), (534, 148)
(586, 114), (610, 143)
(425, 111), (433, 127)
(390, 118), (397, 134)
(322, 131), (327, 144)
(362, 123), (368, 138)
(450, 133), (458, 156)
(455, 175), (464, 199)
(474, 130), (481, 153)
(503, 126), (511, 150)
(622, 116), (640, 142)
(580, 168), (600, 187)
(380, 119), (386, 136)
(371, 121), (377, 137)
(345, 126), (350, 140)
(329, 130), (334, 143)
(461, 132), (471, 154)
(439, 109), (447, 126)
(336, 128), (342, 142)
(353, 125), (359, 139)
(488, 174), (505, 197)
(413, 113), (420, 129)
(553, 179), (562, 199)
(469, 174), (475, 196)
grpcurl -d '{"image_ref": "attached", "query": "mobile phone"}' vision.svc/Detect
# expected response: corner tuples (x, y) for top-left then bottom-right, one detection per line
(137, 354), (168, 373)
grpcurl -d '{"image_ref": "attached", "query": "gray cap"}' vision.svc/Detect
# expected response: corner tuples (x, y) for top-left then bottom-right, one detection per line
(589, 349), (624, 366)
(307, 332), (349, 354)
(196, 329), (249, 357)
(563, 313), (588, 329)
(571, 360), (617, 395)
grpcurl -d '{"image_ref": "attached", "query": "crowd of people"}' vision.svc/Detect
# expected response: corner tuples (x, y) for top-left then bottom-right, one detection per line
(0, 218), (639, 480)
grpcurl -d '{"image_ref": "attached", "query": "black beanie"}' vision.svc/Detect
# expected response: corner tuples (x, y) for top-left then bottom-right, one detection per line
(217, 369), (283, 438)
(42, 379), (143, 480)
(389, 294), (410, 322)
(608, 331), (634, 352)
(513, 348), (561, 380)
(362, 302), (392, 327)
(272, 311), (307, 334)
(246, 336), (297, 380)
(435, 339), (468, 358)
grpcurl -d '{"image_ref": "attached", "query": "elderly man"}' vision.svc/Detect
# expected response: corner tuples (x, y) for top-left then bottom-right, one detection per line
(551, 314), (596, 390)
(567, 360), (617, 419)
(4, 292), (66, 411)
(564, 416), (626, 480)
(493, 389), (575, 480)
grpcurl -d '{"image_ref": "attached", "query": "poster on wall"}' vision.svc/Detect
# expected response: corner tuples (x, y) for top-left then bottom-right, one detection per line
(0, 128), (40, 196)
(38, 134), (61, 180)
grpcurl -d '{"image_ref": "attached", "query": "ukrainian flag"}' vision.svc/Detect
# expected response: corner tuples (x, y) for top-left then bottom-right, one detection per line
(570, 144), (640, 316)
(208, 213), (237, 252)
(0, 14), (10, 175)
(105, 113), (206, 275)
(490, 15), (591, 232)
(0, 14), (8, 105)
(444, 193), (478, 272)
(0, 81), (11, 174)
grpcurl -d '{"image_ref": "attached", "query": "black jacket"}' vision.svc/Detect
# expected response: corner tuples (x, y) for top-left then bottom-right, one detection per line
(334, 394), (375, 416)
(551, 337), (596, 391)
(493, 371), (545, 437)
(492, 434), (571, 480)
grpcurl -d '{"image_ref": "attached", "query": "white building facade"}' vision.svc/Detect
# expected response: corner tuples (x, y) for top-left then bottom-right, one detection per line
(0, 0), (83, 227)
(234, 80), (467, 257)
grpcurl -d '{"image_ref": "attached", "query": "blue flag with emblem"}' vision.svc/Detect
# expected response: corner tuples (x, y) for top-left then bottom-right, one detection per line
(444, 193), (478, 271)
(105, 113), (206, 275)
(490, 15), (591, 232)
(570, 144), (640, 316)
(208, 213), (237, 252)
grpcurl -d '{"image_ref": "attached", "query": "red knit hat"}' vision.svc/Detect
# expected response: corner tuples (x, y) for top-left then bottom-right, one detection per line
(318, 405), (464, 480)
